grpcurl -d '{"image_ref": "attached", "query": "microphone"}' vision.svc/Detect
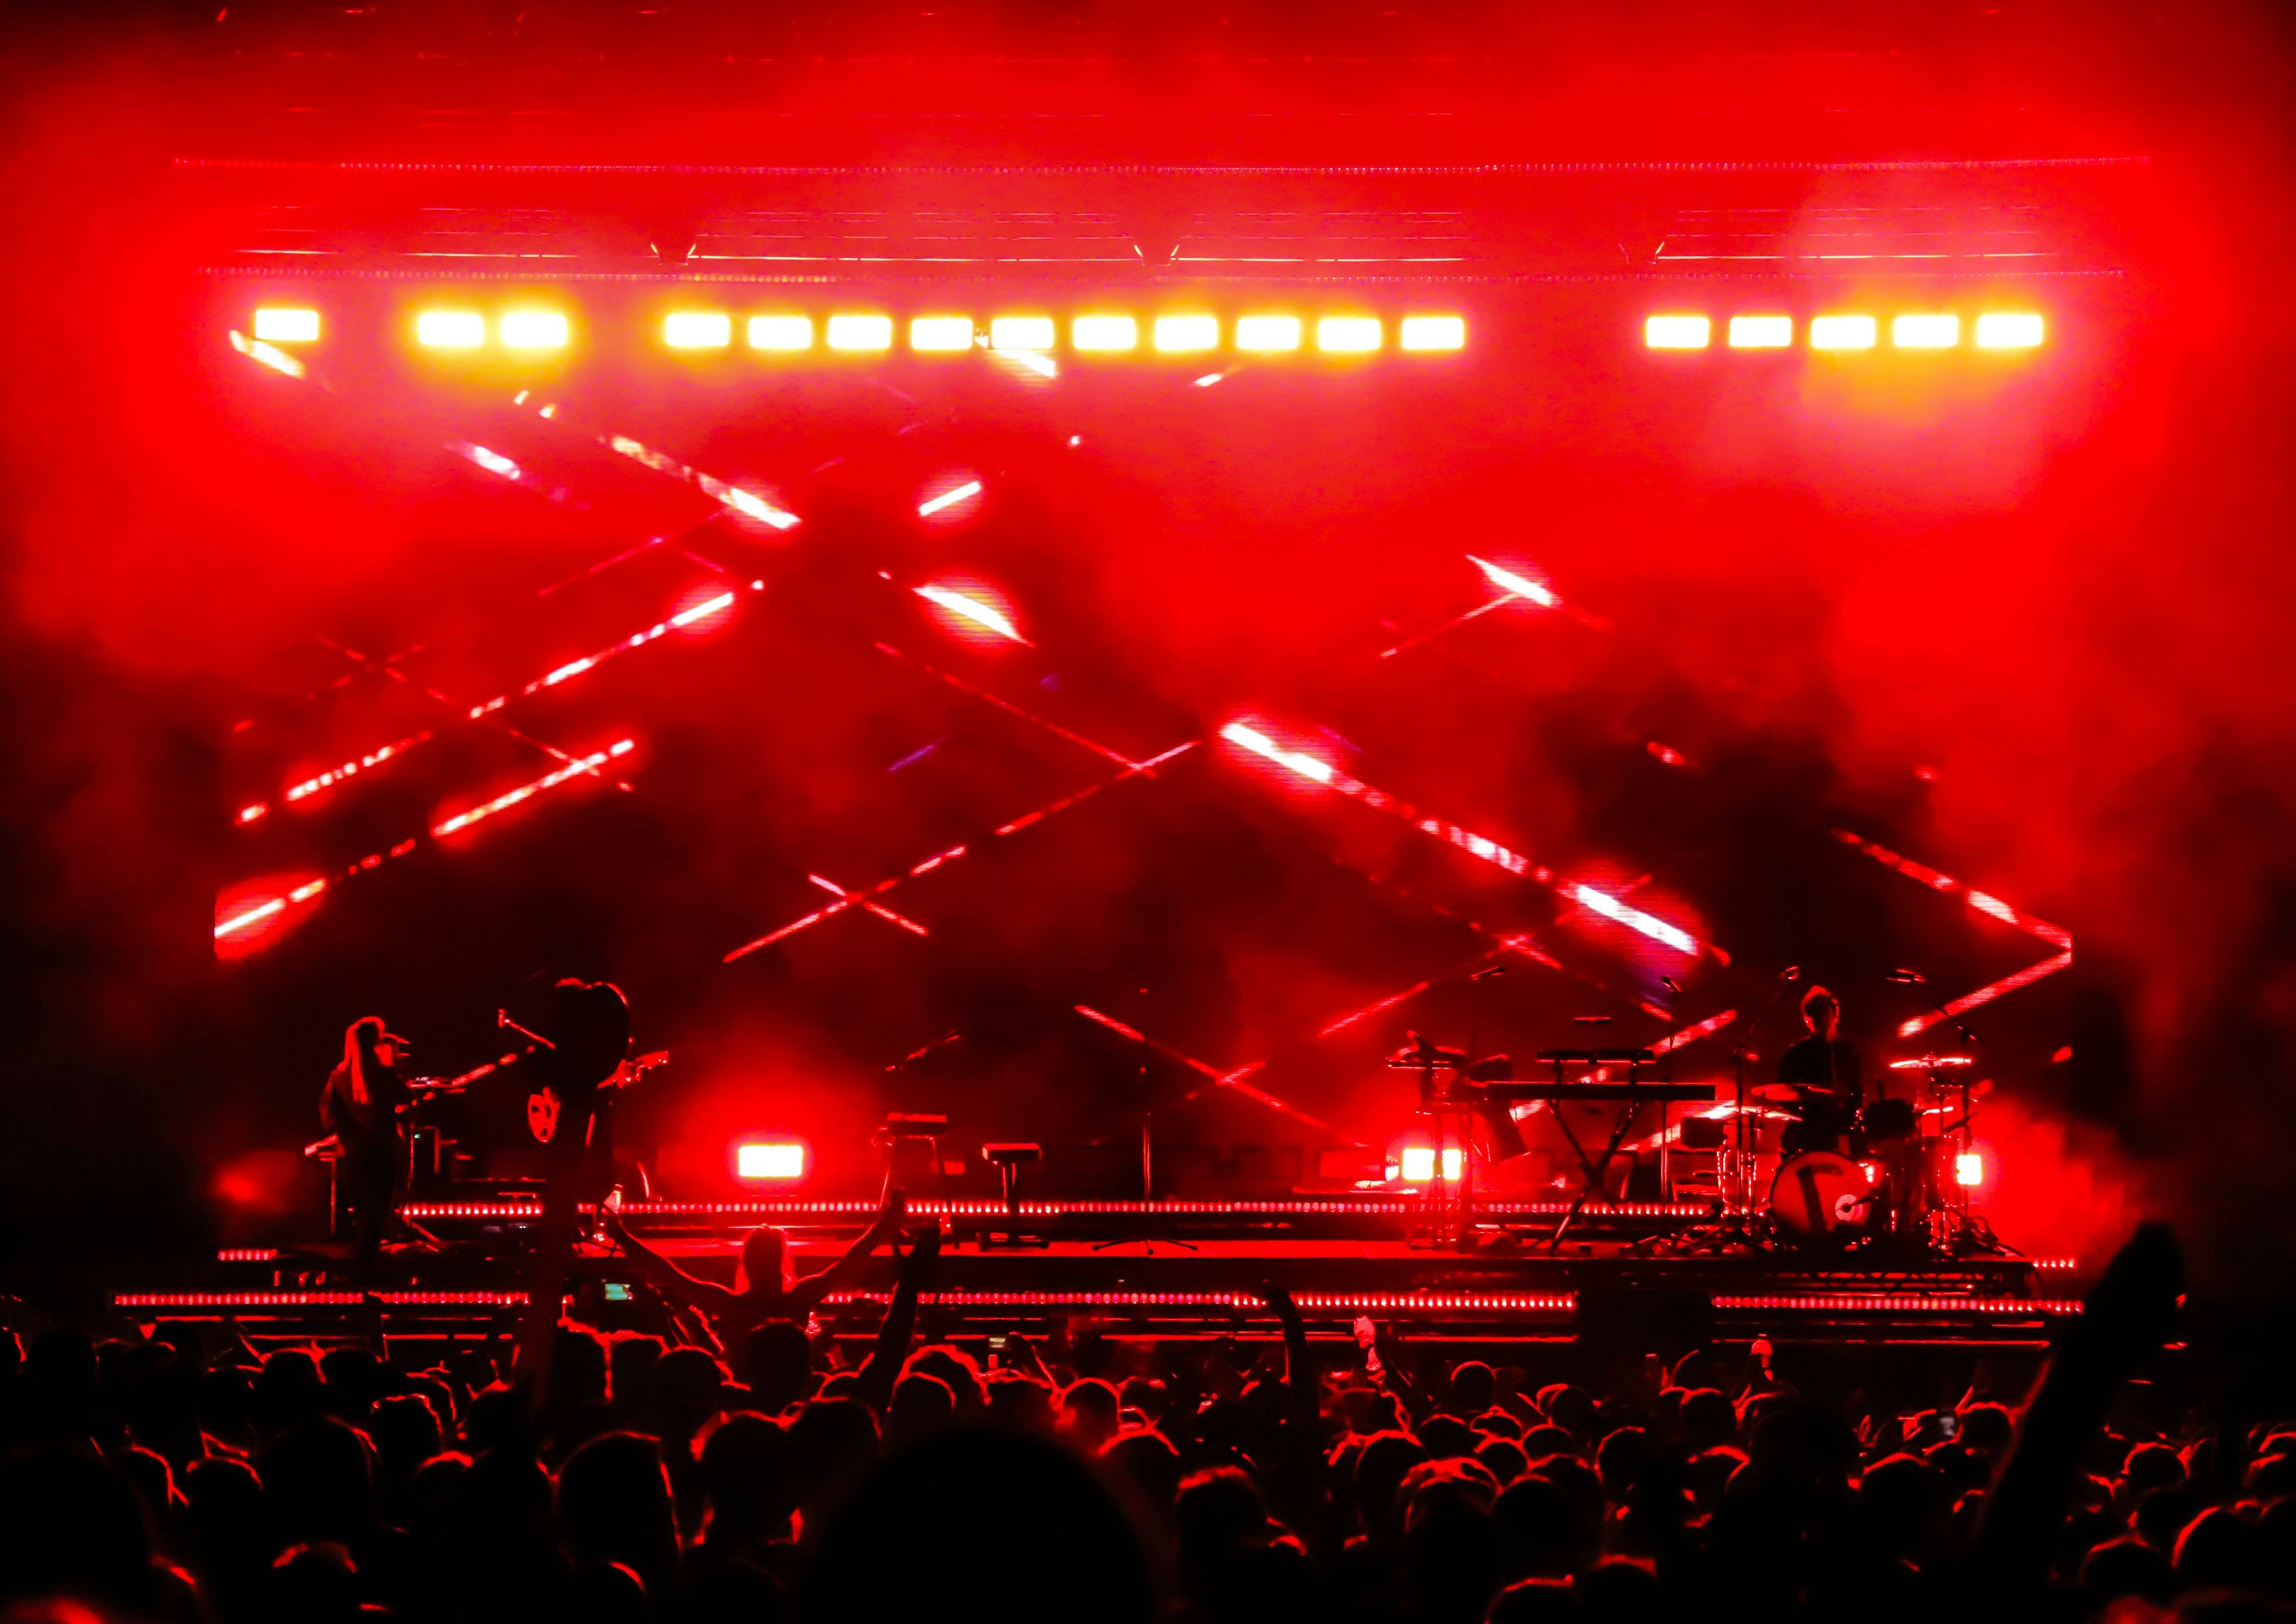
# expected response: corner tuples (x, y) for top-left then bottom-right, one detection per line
(1779, 966), (1801, 982)
(1884, 968), (1926, 985)
(1659, 976), (1682, 995)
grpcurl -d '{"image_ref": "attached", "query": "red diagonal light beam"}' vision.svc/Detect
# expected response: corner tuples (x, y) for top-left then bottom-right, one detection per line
(1832, 829), (2074, 1036)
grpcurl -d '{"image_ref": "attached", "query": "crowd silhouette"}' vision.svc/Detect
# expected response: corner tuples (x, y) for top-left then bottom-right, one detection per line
(0, 1222), (2284, 1623)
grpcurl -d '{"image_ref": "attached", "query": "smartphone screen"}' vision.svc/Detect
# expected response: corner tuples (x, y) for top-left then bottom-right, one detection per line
(604, 1282), (631, 1303)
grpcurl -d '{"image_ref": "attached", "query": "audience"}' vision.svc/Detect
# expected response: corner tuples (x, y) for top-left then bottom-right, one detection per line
(0, 1222), (2271, 1623)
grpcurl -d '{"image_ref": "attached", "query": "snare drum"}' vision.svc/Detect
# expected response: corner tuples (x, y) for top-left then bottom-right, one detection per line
(1768, 1150), (1877, 1245)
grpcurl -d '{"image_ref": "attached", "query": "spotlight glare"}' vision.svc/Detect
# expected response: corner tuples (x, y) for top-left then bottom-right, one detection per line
(1071, 314), (1139, 351)
(1316, 316), (1383, 353)
(498, 309), (570, 350)
(1955, 1151), (1984, 1187)
(252, 307), (320, 343)
(1892, 313), (1961, 349)
(1644, 314), (1710, 350)
(989, 315), (1055, 351)
(1975, 312), (2045, 349)
(1727, 315), (1793, 349)
(911, 315), (976, 352)
(918, 479), (983, 518)
(415, 310), (486, 348)
(663, 311), (733, 350)
(1399, 315), (1466, 352)
(915, 582), (1027, 645)
(1399, 1146), (1463, 1182)
(1466, 554), (1560, 608)
(825, 313), (894, 351)
(749, 314), (816, 351)
(736, 1142), (807, 1181)
(1809, 314), (1877, 351)
(1153, 314), (1219, 353)
(1234, 314), (1303, 352)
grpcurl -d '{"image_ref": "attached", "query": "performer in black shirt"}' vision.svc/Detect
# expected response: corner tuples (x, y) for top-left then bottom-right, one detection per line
(321, 1016), (413, 1281)
(1774, 985), (1862, 1156)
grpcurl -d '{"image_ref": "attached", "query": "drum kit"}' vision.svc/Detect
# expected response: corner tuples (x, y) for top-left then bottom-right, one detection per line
(1744, 1053), (1991, 1254)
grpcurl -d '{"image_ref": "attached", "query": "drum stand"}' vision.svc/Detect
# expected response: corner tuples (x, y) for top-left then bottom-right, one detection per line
(1648, 973), (1803, 1255)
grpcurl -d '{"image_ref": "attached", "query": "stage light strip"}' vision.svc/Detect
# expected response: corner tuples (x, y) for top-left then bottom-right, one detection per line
(1652, 1009), (1739, 1053)
(447, 440), (577, 504)
(874, 641), (1141, 770)
(601, 432), (800, 531)
(258, 582), (734, 820)
(227, 328), (306, 378)
(470, 587), (744, 719)
(1711, 1295), (2081, 1316)
(433, 740), (633, 838)
(816, 1290), (1572, 1313)
(1466, 555), (1560, 609)
(1830, 829), (2070, 948)
(1900, 950), (2074, 1039)
(809, 873), (930, 937)
(1222, 720), (1711, 960)
(1830, 828), (2073, 1035)
(1075, 1005), (1349, 1139)
(914, 584), (1030, 645)
(723, 743), (1192, 962)
(1318, 980), (1435, 1038)
(918, 480), (983, 518)
(1567, 883), (1699, 955)
(397, 1197), (1706, 1221)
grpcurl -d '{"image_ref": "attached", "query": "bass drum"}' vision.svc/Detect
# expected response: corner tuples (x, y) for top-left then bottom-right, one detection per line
(1768, 1150), (1877, 1246)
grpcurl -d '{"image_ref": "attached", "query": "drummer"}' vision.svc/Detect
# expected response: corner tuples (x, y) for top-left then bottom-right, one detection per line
(1774, 985), (1863, 1156)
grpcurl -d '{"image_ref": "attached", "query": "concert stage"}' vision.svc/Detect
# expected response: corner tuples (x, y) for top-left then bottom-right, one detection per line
(115, 1198), (2081, 1349)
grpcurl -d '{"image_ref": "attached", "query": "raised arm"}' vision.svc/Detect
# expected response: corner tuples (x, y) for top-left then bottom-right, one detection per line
(606, 1214), (742, 1319)
(787, 1187), (907, 1318)
(856, 1222), (941, 1414)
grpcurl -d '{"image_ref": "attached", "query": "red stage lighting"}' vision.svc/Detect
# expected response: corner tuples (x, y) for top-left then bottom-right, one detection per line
(1644, 315), (1710, 350)
(432, 739), (634, 838)
(1072, 314), (1139, 351)
(735, 1142), (807, 1181)
(664, 311), (733, 350)
(415, 310), (485, 349)
(918, 477), (984, 519)
(1466, 554), (1561, 609)
(1974, 312), (2045, 349)
(1956, 1151), (1984, 1187)
(1809, 314), (1877, 351)
(252, 307), (319, 343)
(915, 582), (1029, 646)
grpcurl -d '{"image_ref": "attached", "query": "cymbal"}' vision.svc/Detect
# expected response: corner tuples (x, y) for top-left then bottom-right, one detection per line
(1888, 1055), (1975, 1069)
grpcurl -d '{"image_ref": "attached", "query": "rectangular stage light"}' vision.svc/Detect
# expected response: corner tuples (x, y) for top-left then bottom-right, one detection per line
(1728, 315), (1793, 349)
(1955, 1151), (1984, 1187)
(1399, 1146), (1464, 1182)
(1644, 314), (1710, 350)
(1809, 315), (1877, 351)
(1317, 316), (1383, 353)
(1399, 315), (1466, 351)
(825, 313), (894, 351)
(1234, 314), (1303, 352)
(911, 316), (976, 352)
(1072, 314), (1139, 351)
(1975, 312), (2045, 349)
(989, 315), (1055, 351)
(252, 307), (320, 343)
(499, 309), (570, 350)
(1154, 313), (1220, 353)
(1892, 313), (1961, 349)
(663, 312), (732, 350)
(749, 314), (816, 351)
(736, 1142), (807, 1181)
(415, 310), (486, 348)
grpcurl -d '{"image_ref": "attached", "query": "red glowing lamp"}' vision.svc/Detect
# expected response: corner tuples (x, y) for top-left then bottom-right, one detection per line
(735, 1141), (807, 1182)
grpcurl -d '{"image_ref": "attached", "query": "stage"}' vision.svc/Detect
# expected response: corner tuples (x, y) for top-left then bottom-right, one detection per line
(113, 1197), (2081, 1349)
